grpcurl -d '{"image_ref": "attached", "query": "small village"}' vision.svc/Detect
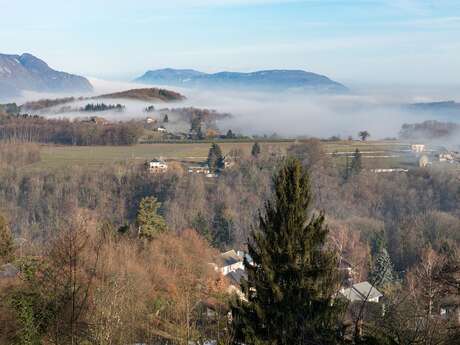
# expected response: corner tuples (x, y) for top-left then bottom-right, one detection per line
(200, 248), (460, 326)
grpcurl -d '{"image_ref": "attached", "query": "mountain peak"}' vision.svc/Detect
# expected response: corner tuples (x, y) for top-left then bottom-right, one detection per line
(18, 53), (51, 72)
(0, 53), (93, 99)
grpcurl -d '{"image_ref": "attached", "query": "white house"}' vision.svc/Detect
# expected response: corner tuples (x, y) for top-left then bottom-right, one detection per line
(147, 158), (168, 173)
(188, 165), (211, 175)
(155, 126), (167, 133)
(440, 296), (460, 325)
(371, 168), (409, 173)
(223, 156), (235, 169)
(439, 152), (454, 163)
(340, 281), (383, 303)
(220, 250), (244, 275)
(411, 144), (426, 153)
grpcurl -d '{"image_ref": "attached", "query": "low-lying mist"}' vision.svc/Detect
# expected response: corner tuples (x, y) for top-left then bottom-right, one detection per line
(11, 77), (460, 141)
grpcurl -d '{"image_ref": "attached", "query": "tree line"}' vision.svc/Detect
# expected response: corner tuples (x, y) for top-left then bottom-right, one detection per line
(0, 115), (143, 145)
(81, 103), (125, 112)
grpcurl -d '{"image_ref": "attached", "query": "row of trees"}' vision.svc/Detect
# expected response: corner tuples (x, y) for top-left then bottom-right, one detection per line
(81, 103), (125, 112)
(0, 116), (143, 145)
(400, 120), (459, 140)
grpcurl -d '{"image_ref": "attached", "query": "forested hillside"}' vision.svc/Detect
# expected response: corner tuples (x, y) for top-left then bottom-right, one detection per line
(0, 140), (459, 344)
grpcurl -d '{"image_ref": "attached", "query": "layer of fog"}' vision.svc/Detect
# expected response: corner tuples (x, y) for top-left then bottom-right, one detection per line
(11, 77), (460, 141)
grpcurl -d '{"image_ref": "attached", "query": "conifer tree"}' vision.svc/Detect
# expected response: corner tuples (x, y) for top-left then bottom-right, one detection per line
(350, 148), (363, 175)
(251, 142), (261, 158)
(191, 117), (202, 133)
(163, 114), (169, 123)
(207, 143), (224, 173)
(136, 196), (167, 239)
(212, 204), (235, 248)
(226, 129), (235, 139)
(231, 159), (343, 345)
(192, 212), (212, 243)
(370, 247), (395, 287)
(0, 214), (14, 264)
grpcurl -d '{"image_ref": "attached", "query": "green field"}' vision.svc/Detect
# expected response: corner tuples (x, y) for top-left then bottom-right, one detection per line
(28, 142), (292, 171)
(23, 140), (415, 172)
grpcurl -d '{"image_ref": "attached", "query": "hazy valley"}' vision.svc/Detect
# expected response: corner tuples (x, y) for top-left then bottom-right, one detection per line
(1, 3), (460, 343)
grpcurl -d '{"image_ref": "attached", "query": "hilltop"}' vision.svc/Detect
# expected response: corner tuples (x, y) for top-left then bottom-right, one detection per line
(135, 68), (348, 93)
(95, 87), (186, 102)
(0, 53), (93, 98)
(17, 88), (186, 113)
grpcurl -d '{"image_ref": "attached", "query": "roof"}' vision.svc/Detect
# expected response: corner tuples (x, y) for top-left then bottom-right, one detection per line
(341, 282), (383, 302)
(149, 158), (166, 164)
(221, 250), (242, 266)
(227, 268), (247, 285)
(0, 263), (19, 278)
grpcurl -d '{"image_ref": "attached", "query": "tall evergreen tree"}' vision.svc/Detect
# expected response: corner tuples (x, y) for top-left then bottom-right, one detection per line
(350, 148), (363, 175)
(226, 129), (235, 139)
(212, 204), (235, 249)
(207, 143), (224, 173)
(251, 142), (261, 158)
(136, 196), (167, 239)
(231, 159), (344, 345)
(192, 212), (212, 243)
(191, 117), (202, 133)
(0, 214), (14, 264)
(370, 247), (396, 288)
(163, 114), (169, 123)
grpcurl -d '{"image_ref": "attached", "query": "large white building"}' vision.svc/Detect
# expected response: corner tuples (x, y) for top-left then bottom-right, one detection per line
(147, 158), (168, 173)
(219, 250), (244, 275)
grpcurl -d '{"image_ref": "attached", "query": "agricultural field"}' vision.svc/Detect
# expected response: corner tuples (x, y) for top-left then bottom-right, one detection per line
(26, 141), (291, 171)
(322, 140), (418, 170)
(22, 139), (419, 172)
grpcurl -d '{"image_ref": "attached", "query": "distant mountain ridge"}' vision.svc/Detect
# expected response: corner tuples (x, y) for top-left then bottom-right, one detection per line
(406, 101), (460, 114)
(0, 53), (93, 98)
(135, 68), (348, 93)
(403, 101), (460, 121)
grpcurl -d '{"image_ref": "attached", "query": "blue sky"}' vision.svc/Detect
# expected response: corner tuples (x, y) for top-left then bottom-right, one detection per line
(1, 0), (459, 85)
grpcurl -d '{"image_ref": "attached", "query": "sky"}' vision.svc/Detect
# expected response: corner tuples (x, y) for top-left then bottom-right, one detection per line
(1, 0), (459, 86)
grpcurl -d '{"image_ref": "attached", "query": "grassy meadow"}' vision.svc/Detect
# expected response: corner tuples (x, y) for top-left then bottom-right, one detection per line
(21, 140), (416, 172)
